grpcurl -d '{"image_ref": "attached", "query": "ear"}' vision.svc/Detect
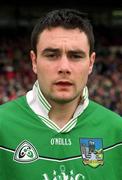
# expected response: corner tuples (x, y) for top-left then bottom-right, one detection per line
(88, 52), (96, 75)
(30, 50), (37, 74)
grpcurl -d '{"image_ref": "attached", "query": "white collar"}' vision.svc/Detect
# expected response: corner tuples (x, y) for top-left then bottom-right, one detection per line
(26, 80), (89, 132)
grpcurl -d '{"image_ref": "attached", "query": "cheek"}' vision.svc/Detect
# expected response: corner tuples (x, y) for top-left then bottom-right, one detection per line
(75, 66), (90, 86)
(77, 65), (89, 77)
(36, 64), (53, 84)
(37, 68), (46, 80)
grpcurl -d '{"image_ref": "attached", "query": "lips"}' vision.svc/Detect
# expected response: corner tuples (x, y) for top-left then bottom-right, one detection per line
(56, 82), (72, 86)
(54, 81), (73, 89)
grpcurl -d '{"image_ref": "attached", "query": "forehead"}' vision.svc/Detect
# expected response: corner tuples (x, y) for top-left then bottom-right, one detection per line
(37, 27), (89, 50)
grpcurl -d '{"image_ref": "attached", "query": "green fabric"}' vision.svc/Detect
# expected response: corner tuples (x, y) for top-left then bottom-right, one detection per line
(0, 96), (122, 180)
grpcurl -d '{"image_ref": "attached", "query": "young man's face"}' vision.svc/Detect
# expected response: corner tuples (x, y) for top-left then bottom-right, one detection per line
(30, 27), (95, 105)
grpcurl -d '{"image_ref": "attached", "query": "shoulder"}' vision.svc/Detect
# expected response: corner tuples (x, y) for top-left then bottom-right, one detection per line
(0, 96), (29, 130)
(88, 100), (122, 122)
(0, 96), (26, 110)
(0, 96), (27, 118)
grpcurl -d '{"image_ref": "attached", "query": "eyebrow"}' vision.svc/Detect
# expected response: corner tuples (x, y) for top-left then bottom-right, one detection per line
(42, 47), (86, 56)
(42, 48), (59, 55)
(68, 50), (86, 55)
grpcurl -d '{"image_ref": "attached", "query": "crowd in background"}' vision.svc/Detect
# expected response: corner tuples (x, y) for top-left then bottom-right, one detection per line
(0, 36), (35, 104)
(88, 45), (122, 115)
(0, 34), (122, 116)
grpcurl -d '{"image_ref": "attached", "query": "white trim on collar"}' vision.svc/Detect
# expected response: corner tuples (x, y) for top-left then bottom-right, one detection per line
(26, 80), (89, 132)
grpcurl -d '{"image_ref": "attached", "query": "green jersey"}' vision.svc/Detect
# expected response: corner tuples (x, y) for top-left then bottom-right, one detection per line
(0, 95), (122, 180)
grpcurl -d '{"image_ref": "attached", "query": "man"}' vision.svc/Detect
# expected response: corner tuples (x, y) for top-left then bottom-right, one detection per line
(0, 8), (122, 180)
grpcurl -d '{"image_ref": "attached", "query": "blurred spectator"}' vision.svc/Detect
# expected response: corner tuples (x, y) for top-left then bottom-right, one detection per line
(0, 36), (36, 104)
(88, 45), (122, 116)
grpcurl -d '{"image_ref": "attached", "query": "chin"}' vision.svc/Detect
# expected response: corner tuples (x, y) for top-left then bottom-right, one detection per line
(55, 98), (73, 104)
(52, 95), (77, 104)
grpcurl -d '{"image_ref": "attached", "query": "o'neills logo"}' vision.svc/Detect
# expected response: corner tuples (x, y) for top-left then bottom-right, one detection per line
(50, 138), (72, 146)
(42, 165), (85, 180)
(13, 140), (39, 163)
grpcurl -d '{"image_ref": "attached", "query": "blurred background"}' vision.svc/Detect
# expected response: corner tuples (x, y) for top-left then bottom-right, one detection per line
(0, 1), (122, 115)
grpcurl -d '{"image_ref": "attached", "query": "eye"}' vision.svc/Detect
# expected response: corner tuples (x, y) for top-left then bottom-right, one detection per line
(45, 53), (59, 59)
(72, 54), (82, 58)
(69, 54), (83, 60)
(46, 53), (56, 57)
(68, 51), (86, 61)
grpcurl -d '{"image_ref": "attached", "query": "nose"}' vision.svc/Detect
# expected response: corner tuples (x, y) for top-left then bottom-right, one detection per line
(58, 55), (71, 75)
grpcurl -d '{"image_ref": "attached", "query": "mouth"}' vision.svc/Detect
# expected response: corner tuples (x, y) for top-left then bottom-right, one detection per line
(54, 81), (73, 88)
(55, 79), (73, 84)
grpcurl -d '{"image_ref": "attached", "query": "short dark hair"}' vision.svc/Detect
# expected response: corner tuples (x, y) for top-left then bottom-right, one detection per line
(31, 8), (95, 55)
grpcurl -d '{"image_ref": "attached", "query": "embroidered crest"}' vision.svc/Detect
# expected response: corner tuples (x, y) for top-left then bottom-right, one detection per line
(13, 140), (39, 163)
(80, 138), (103, 168)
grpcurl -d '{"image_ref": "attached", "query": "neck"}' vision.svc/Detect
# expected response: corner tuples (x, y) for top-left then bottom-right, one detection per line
(48, 97), (80, 128)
